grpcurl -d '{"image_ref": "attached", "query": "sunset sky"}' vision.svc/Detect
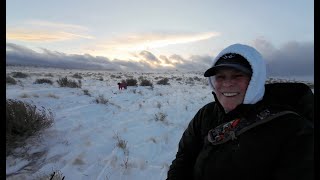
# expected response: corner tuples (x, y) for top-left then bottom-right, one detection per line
(6, 0), (314, 76)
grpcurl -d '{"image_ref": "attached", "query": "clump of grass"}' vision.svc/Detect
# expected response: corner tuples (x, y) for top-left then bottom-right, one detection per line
(157, 78), (169, 85)
(156, 102), (162, 109)
(44, 73), (54, 77)
(117, 138), (128, 151)
(6, 76), (17, 85)
(83, 89), (91, 96)
(95, 94), (108, 104)
(148, 85), (154, 91)
(149, 137), (157, 143)
(20, 93), (30, 98)
(186, 77), (195, 85)
(126, 78), (138, 86)
(6, 99), (53, 156)
(193, 76), (201, 81)
(12, 72), (28, 78)
(47, 93), (59, 99)
(57, 77), (81, 88)
(155, 112), (167, 122)
(34, 78), (53, 85)
(110, 74), (122, 79)
(113, 132), (129, 155)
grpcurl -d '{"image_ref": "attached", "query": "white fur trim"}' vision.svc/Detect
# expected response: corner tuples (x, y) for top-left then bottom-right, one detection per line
(208, 43), (266, 104)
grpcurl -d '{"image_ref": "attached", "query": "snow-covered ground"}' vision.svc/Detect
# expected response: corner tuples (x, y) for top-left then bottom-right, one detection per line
(6, 66), (314, 180)
(6, 66), (213, 180)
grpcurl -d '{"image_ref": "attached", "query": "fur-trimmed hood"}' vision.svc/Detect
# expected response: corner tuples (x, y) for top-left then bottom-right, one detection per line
(208, 43), (267, 104)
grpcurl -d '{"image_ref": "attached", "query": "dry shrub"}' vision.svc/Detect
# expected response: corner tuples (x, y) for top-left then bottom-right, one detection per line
(156, 102), (161, 109)
(140, 79), (153, 87)
(47, 93), (59, 99)
(126, 78), (138, 86)
(110, 74), (122, 79)
(83, 89), (91, 96)
(57, 77), (81, 88)
(44, 73), (54, 77)
(95, 94), (108, 104)
(6, 99), (53, 156)
(12, 72), (28, 78)
(72, 73), (83, 79)
(155, 112), (167, 122)
(113, 132), (129, 155)
(34, 78), (53, 85)
(20, 93), (30, 98)
(193, 76), (201, 81)
(6, 76), (17, 85)
(157, 78), (169, 85)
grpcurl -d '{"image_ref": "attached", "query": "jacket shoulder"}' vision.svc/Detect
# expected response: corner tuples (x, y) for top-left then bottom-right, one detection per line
(264, 82), (314, 122)
(200, 101), (216, 111)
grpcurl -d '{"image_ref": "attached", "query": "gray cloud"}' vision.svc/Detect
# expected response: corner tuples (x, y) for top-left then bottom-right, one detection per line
(6, 43), (120, 70)
(169, 54), (185, 64)
(139, 50), (159, 62)
(6, 40), (314, 77)
(253, 39), (314, 76)
(112, 59), (153, 71)
(175, 55), (212, 72)
(159, 55), (171, 64)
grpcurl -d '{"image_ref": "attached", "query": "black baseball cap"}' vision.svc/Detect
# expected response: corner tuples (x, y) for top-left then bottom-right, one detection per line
(204, 53), (252, 77)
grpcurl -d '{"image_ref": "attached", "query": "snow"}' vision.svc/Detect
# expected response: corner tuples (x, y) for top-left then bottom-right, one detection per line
(6, 66), (213, 180)
(6, 66), (314, 179)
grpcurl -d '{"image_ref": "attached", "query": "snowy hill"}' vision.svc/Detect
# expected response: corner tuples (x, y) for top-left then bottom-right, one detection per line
(6, 66), (212, 180)
(6, 65), (313, 179)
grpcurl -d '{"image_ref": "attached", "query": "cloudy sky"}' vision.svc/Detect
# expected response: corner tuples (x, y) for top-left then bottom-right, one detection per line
(6, 0), (314, 76)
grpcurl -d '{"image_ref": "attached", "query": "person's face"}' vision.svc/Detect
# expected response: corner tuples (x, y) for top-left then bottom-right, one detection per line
(212, 68), (251, 112)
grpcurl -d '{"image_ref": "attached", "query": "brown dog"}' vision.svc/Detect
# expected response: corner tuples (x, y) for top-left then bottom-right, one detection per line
(118, 82), (127, 90)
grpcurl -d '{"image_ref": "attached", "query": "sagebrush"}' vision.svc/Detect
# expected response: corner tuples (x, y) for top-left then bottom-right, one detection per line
(6, 76), (17, 85)
(57, 77), (81, 88)
(6, 99), (53, 156)
(95, 94), (108, 104)
(140, 79), (153, 86)
(157, 78), (169, 85)
(12, 72), (28, 78)
(126, 78), (138, 86)
(34, 78), (53, 85)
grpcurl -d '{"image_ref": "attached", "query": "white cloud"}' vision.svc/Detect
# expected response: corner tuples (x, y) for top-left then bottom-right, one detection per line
(6, 20), (94, 42)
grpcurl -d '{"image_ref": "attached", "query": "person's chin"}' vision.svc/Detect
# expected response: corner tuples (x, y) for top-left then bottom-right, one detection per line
(222, 104), (237, 112)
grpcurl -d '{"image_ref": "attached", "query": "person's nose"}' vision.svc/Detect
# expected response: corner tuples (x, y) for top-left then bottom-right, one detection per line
(222, 77), (233, 87)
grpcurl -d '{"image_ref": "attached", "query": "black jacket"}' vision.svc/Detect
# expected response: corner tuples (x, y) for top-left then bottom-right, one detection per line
(167, 83), (314, 180)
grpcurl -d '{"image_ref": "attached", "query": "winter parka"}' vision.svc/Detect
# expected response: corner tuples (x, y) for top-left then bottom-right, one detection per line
(166, 86), (314, 180)
(167, 44), (314, 180)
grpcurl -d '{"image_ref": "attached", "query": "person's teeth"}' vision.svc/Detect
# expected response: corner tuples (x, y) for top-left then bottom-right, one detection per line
(223, 93), (238, 97)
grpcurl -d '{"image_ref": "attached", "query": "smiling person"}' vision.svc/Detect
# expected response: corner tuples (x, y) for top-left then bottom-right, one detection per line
(167, 44), (314, 180)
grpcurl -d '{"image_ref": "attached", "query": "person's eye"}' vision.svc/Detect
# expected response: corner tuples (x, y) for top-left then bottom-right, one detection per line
(215, 75), (225, 81)
(215, 75), (223, 79)
(234, 74), (244, 78)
